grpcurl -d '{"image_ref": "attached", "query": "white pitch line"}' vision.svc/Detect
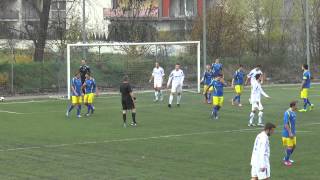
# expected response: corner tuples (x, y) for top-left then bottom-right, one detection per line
(0, 125), (316, 153)
(0, 110), (25, 114)
(0, 128), (261, 152)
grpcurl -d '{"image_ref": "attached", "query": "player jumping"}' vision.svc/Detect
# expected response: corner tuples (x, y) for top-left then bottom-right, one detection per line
(246, 65), (263, 104)
(282, 101), (298, 166)
(201, 64), (214, 103)
(248, 74), (270, 127)
(66, 71), (83, 118)
(167, 63), (184, 108)
(231, 64), (245, 106)
(299, 64), (314, 112)
(149, 62), (165, 102)
(211, 58), (223, 77)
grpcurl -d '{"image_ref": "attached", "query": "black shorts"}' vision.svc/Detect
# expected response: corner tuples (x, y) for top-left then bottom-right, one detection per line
(122, 98), (135, 110)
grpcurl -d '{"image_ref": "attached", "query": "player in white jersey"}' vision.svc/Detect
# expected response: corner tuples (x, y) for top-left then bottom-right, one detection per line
(246, 65), (263, 85)
(149, 62), (165, 102)
(250, 122), (276, 180)
(249, 74), (270, 127)
(167, 63), (184, 108)
(246, 65), (263, 104)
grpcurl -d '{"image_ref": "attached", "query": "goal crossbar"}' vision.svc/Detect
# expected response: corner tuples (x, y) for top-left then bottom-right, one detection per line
(66, 41), (201, 99)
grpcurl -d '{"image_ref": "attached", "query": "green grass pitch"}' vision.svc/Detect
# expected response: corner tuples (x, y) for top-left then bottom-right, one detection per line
(0, 85), (319, 179)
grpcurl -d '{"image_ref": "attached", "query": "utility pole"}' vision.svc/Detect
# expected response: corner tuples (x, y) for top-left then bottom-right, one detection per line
(305, 0), (310, 68)
(82, 0), (87, 59)
(202, 0), (207, 70)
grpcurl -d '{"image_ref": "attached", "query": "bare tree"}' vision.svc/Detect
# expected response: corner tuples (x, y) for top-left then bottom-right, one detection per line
(24, 0), (52, 62)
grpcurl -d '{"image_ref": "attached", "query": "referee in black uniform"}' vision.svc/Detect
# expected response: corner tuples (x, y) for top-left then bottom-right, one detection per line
(79, 59), (91, 83)
(79, 59), (90, 93)
(120, 75), (137, 127)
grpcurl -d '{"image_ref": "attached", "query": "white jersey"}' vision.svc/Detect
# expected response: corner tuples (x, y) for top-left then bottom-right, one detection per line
(152, 67), (165, 81)
(251, 131), (270, 168)
(248, 68), (263, 85)
(250, 80), (269, 103)
(167, 69), (184, 86)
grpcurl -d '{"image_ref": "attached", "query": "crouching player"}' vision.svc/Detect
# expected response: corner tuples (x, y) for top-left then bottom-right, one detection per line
(201, 64), (214, 103)
(282, 101), (298, 166)
(207, 74), (226, 120)
(83, 73), (95, 116)
(66, 71), (82, 118)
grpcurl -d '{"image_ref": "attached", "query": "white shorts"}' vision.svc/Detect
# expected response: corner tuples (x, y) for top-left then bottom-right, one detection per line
(171, 84), (182, 93)
(154, 80), (163, 88)
(251, 101), (263, 111)
(251, 166), (270, 180)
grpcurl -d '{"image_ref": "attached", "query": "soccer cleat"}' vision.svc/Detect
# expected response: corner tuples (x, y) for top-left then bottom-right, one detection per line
(257, 123), (264, 127)
(66, 111), (69, 117)
(215, 116), (219, 120)
(309, 104), (314, 111)
(85, 113), (90, 117)
(123, 123), (127, 128)
(238, 104), (242, 107)
(153, 99), (158, 102)
(231, 99), (235, 106)
(298, 109), (307, 112)
(248, 123), (253, 127)
(283, 157), (294, 163)
(168, 104), (172, 108)
(77, 115), (82, 118)
(130, 122), (137, 127)
(283, 161), (292, 167)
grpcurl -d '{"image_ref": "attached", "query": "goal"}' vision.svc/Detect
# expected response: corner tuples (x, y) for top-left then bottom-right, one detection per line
(66, 41), (201, 99)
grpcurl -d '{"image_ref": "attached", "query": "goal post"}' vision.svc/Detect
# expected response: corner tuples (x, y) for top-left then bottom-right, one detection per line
(66, 41), (201, 99)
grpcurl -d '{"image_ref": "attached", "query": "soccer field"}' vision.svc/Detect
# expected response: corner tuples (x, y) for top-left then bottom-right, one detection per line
(0, 85), (319, 179)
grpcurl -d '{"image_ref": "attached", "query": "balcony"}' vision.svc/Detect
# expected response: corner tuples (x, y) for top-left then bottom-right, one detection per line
(0, 10), (19, 21)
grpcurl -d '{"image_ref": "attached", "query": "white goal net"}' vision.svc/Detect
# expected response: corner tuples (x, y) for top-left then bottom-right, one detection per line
(66, 41), (201, 99)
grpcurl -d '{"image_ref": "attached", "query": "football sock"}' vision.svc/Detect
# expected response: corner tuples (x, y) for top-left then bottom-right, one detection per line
(307, 98), (311, 106)
(207, 93), (211, 102)
(68, 105), (74, 112)
(177, 95), (181, 104)
(285, 148), (293, 161)
(238, 95), (241, 103)
(122, 114), (126, 123)
(258, 111), (263, 124)
(154, 91), (158, 100)
(169, 94), (173, 104)
(204, 93), (208, 101)
(212, 106), (218, 117)
(77, 105), (81, 116)
(87, 104), (91, 114)
(303, 98), (308, 109)
(249, 112), (255, 124)
(132, 113), (136, 123)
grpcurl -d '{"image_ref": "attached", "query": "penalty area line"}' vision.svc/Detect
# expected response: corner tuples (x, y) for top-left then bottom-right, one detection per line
(0, 127), (314, 153)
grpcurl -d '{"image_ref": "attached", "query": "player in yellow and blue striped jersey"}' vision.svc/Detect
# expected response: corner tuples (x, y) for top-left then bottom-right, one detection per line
(66, 71), (83, 118)
(282, 101), (298, 166)
(83, 73), (95, 116)
(231, 64), (245, 107)
(201, 64), (214, 103)
(299, 64), (314, 112)
(207, 74), (227, 120)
